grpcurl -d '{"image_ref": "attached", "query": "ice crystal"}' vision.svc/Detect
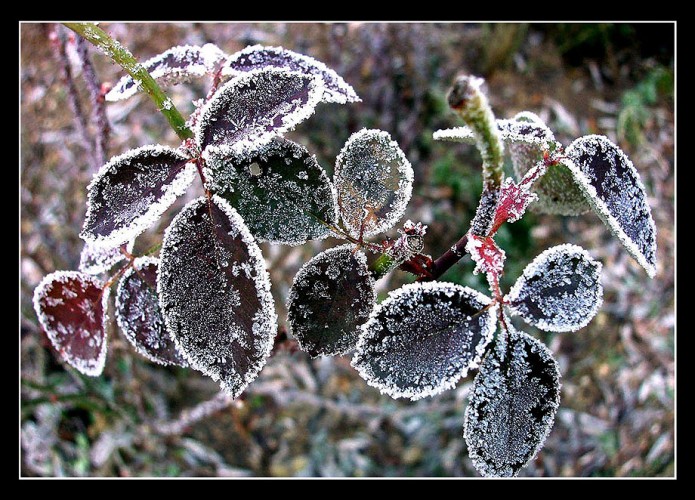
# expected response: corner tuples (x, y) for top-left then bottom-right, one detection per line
(78, 239), (134, 275)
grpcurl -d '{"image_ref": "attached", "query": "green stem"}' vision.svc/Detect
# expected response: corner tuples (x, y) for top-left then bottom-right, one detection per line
(63, 22), (194, 141)
(369, 253), (396, 280)
(447, 75), (504, 189)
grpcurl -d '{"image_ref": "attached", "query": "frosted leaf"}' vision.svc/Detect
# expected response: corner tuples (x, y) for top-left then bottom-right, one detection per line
(81, 145), (196, 248)
(78, 239), (134, 275)
(466, 234), (506, 288)
(105, 44), (227, 102)
(507, 113), (589, 216)
(351, 282), (497, 401)
(464, 326), (561, 477)
(287, 245), (375, 357)
(506, 244), (603, 333)
(222, 44), (359, 104)
(32, 271), (109, 376)
(115, 257), (187, 367)
(158, 196), (277, 399)
(204, 138), (337, 245)
(433, 127), (476, 144)
(334, 129), (414, 238)
(565, 135), (657, 277)
(196, 68), (323, 153)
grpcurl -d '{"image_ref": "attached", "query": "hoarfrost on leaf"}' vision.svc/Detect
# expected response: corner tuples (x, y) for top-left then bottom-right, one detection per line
(204, 137), (337, 245)
(433, 127), (476, 144)
(334, 129), (413, 239)
(79, 239), (134, 275)
(197, 68), (324, 153)
(464, 326), (561, 477)
(287, 245), (375, 357)
(505, 244), (603, 333)
(222, 45), (359, 104)
(32, 271), (109, 376)
(115, 257), (187, 367)
(351, 282), (497, 400)
(80, 145), (196, 248)
(565, 135), (657, 277)
(105, 44), (227, 102)
(157, 196), (277, 399)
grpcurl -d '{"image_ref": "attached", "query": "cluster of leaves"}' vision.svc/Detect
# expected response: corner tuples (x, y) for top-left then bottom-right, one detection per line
(32, 32), (657, 478)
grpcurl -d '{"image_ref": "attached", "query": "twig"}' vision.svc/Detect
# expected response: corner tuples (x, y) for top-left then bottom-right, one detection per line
(148, 392), (236, 436)
(420, 233), (469, 281)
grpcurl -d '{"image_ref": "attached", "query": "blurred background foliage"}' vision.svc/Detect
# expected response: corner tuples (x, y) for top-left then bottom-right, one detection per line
(21, 22), (674, 477)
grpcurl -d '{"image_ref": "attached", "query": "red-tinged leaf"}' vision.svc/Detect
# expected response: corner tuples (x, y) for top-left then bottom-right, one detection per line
(32, 271), (109, 376)
(222, 45), (359, 104)
(81, 145), (196, 248)
(490, 177), (539, 233)
(115, 257), (187, 367)
(158, 196), (277, 399)
(466, 234), (506, 285)
(197, 69), (323, 154)
(106, 44), (226, 102)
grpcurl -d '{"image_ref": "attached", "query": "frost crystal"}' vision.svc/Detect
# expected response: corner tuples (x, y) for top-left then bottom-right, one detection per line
(222, 45), (359, 104)
(32, 271), (109, 376)
(79, 239), (134, 275)
(158, 196), (277, 399)
(433, 127), (476, 144)
(204, 137), (338, 245)
(464, 326), (561, 477)
(334, 129), (414, 239)
(352, 282), (497, 401)
(505, 244), (603, 333)
(81, 145), (196, 248)
(115, 257), (187, 367)
(466, 234), (506, 288)
(197, 68), (324, 153)
(565, 135), (657, 277)
(287, 244), (375, 357)
(106, 44), (227, 102)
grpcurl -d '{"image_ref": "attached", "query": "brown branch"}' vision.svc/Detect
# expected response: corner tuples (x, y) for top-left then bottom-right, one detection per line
(419, 233), (469, 282)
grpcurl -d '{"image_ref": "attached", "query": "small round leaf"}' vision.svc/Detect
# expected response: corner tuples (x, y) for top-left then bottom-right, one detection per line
(464, 326), (561, 477)
(287, 245), (375, 357)
(32, 271), (109, 376)
(352, 282), (497, 401)
(335, 129), (413, 239)
(506, 244), (603, 333)
(115, 257), (187, 367)
(158, 196), (277, 399)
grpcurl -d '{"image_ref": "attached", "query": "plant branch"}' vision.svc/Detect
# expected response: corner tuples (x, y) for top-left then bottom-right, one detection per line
(148, 392), (237, 436)
(63, 22), (194, 141)
(419, 233), (469, 281)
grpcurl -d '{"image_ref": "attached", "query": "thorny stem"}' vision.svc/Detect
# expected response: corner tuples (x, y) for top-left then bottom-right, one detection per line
(64, 23), (194, 141)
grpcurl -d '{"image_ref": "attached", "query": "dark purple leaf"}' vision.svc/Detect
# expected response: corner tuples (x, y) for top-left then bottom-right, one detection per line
(334, 129), (413, 238)
(158, 196), (277, 398)
(81, 145), (196, 248)
(287, 245), (375, 357)
(565, 135), (657, 277)
(79, 239), (134, 275)
(222, 45), (359, 104)
(351, 282), (497, 400)
(32, 271), (109, 376)
(506, 244), (603, 333)
(197, 69), (323, 154)
(106, 44), (226, 102)
(204, 137), (337, 245)
(465, 325), (561, 477)
(115, 257), (187, 367)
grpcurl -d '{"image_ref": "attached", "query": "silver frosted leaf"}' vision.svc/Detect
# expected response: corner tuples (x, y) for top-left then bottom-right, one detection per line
(115, 257), (187, 367)
(106, 44), (226, 102)
(433, 126), (476, 144)
(222, 44), (359, 104)
(351, 282), (497, 401)
(464, 326), (561, 477)
(506, 244), (603, 333)
(287, 245), (375, 357)
(158, 196), (277, 399)
(334, 129), (413, 238)
(204, 137), (337, 245)
(506, 112), (589, 216)
(565, 135), (657, 277)
(78, 239), (134, 275)
(197, 68), (323, 153)
(32, 271), (109, 376)
(80, 145), (196, 248)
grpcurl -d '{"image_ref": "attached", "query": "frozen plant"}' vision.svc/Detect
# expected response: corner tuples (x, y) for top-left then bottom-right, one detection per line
(31, 23), (657, 477)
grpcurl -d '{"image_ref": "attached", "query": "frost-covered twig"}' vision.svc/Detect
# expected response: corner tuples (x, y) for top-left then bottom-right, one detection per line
(64, 23), (194, 141)
(149, 392), (236, 436)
